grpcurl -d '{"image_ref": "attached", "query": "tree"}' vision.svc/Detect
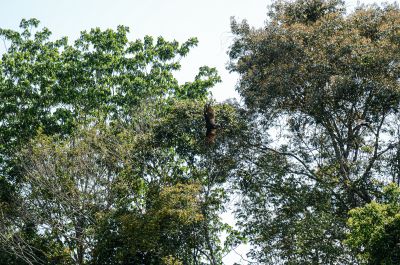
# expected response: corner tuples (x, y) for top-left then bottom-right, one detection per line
(0, 19), (230, 264)
(0, 18), (219, 183)
(229, 0), (400, 263)
(90, 100), (247, 265)
(11, 125), (207, 264)
(1, 98), (246, 265)
(346, 184), (400, 265)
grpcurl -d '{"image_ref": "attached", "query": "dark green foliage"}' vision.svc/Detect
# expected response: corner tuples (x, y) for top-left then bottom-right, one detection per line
(229, 0), (400, 263)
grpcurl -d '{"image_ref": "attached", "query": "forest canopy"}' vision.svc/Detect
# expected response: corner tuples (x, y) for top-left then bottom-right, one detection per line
(1, 0), (400, 264)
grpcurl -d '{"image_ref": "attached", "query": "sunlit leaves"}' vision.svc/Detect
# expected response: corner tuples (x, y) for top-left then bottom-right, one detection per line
(346, 184), (400, 264)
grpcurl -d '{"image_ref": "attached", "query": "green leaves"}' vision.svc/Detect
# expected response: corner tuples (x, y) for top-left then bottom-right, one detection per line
(229, 1), (400, 263)
(346, 184), (400, 264)
(269, 0), (345, 25)
(0, 18), (233, 265)
(0, 19), (221, 180)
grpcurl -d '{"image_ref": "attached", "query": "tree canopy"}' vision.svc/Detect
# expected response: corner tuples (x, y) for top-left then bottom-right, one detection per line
(229, 0), (400, 263)
(0, 19), (242, 265)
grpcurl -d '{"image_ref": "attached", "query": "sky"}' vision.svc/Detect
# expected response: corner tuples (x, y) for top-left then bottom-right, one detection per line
(0, 0), (390, 263)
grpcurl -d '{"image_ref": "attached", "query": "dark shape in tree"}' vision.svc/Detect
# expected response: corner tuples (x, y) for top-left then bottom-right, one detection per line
(204, 103), (217, 144)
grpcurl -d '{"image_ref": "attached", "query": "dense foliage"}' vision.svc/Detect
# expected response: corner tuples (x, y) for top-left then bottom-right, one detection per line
(229, 0), (400, 263)
(346, 184), (400, 264)
(0, 19), (242, 265)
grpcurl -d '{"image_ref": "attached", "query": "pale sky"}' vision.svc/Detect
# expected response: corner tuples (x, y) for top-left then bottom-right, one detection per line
(0, 0), (390, 264)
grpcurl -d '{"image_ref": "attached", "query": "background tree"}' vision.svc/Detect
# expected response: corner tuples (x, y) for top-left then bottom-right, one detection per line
(229, 0), (400, 263)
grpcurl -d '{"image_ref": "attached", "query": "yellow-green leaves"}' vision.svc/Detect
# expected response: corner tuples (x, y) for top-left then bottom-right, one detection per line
(346, 184), (400, 264)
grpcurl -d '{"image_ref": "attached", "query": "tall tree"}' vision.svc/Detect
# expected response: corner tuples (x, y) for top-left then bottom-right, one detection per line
(229, 0), (400, 263)
(0, 19), (227, 264)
